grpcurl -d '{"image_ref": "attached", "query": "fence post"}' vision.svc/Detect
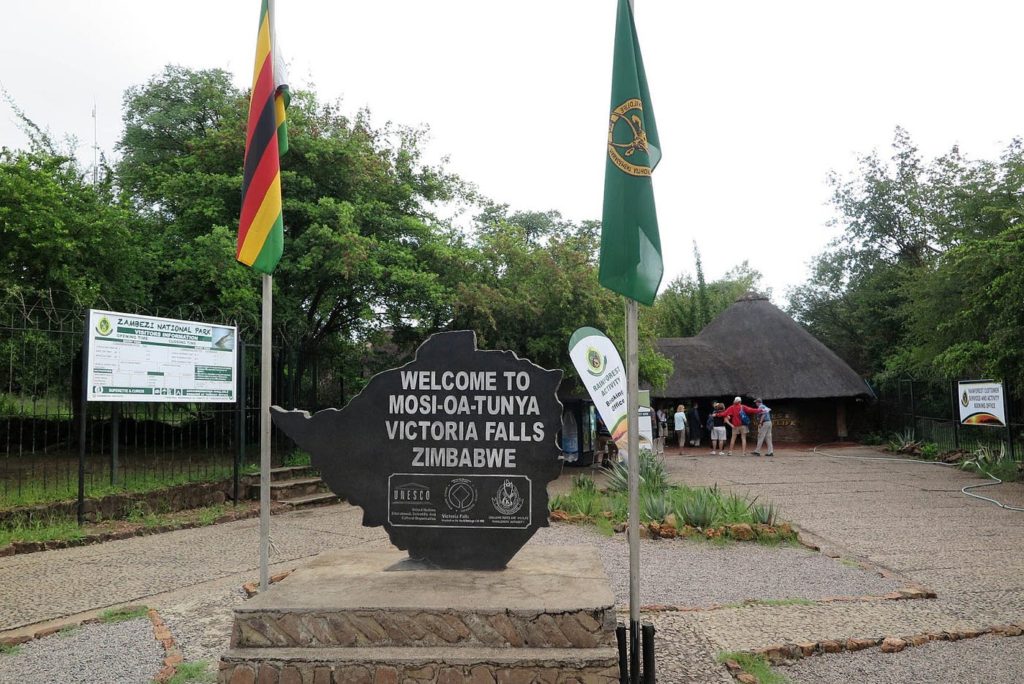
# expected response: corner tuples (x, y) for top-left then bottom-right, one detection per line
(951, 380), (960, 450)
(909, 380), (917, 436)
(110, 403), (120, 486)
(235, 336), (246, 506)
(78, 314), (91, 526)
(1004, 381), (1015, 460)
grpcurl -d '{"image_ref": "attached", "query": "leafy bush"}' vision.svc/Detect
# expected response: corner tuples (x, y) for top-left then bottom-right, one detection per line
(604, 451), (668, 494)
(920, 442), (939, 460)
(960, 443), (1020, 482)
(858, 431), (886, 446)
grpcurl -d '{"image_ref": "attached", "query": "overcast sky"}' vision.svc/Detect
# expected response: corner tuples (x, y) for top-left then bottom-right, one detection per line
(3, 1), (1022, 306)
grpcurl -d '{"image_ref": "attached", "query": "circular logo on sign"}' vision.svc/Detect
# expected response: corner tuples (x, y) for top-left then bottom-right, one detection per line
(607, 98), (652, 177)
(444, 478), (478, 512)
(585, 347), (606, 376)
(492, 478), (525, 516)
(96, 316), (113, 336)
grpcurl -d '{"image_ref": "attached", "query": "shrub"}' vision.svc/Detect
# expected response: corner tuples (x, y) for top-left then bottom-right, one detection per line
(751, 501), (779, 526)
(678, 489), (718, 528)
(887, 428), (919, 452)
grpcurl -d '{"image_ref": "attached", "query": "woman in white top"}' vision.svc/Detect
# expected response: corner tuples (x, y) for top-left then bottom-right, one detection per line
(673, 404), (687, 453)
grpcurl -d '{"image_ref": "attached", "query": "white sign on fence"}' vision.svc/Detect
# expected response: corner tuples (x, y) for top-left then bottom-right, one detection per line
(85, 309), (237, 403)
(957, 380), (1006, 427)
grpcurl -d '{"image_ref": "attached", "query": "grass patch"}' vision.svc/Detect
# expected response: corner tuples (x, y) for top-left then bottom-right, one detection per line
(1, 466), (234, 510)
(0, 643), (21, 656)
(283, 450), (311, 467)
(0, 502), (240, 548)
(58, 626), (81, 638)
(166, 660), (216, 684)
(716, 651), (790, 684)
(549, 452), (793, 542)
(99, 605), (149, 623)
(0, 517), (84, 548)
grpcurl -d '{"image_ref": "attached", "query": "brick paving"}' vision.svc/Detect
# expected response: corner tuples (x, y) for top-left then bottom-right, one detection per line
(1, 444), (1022, 682)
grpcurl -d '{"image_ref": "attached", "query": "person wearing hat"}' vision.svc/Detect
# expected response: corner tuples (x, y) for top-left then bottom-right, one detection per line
(750, 398), (774, 457)
(717, 396), (760, 455)
(709, 402), (728, 454)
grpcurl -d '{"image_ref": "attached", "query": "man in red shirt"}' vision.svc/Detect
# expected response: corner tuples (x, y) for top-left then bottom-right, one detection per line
(718, 397), (761, 456)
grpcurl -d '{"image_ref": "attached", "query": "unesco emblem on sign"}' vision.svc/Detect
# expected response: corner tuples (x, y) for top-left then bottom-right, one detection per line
(393, 483), (430, 502)
(444, 478), (478, 512)
(492, 478), (524, 516)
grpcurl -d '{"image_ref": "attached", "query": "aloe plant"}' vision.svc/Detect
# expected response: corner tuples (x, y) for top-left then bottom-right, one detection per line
(678, 490), (718, 528)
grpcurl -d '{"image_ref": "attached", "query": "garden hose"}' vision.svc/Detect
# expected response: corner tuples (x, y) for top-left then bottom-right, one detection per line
(812, 443), (1024, 513)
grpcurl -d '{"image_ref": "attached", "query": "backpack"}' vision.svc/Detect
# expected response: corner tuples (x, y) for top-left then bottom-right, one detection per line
(740, 410), (750, 426)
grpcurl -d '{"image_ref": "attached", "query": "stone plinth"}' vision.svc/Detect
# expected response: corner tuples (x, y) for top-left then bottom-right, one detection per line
(220, 545), (619, 684)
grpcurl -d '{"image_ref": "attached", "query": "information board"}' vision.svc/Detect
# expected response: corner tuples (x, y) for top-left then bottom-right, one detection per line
(957, 380), (1006, 427)
(85, 309), (237, 403)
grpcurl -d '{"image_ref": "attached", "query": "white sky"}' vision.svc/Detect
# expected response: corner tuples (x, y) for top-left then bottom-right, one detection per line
(3, 1), (1023, 306)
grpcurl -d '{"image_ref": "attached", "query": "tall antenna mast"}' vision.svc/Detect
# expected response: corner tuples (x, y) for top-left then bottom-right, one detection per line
(92, 101), (98, 185)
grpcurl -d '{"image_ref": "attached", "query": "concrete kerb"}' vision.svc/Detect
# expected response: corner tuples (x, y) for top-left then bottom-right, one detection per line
(0, 603), (198, 683)
(719, 623), (1024, 682)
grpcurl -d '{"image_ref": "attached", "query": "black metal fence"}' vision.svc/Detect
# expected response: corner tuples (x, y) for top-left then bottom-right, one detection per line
(874, 378), (1022, 459)
(0, 293), (344, 512)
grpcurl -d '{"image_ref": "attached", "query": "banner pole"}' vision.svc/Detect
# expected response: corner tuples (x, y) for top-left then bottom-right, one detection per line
(260, 273), (272, 591)
(625, 297), (641, 682)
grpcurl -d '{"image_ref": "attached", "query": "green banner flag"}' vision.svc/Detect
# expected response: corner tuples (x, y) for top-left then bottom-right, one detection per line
(600, 0), (663, 306)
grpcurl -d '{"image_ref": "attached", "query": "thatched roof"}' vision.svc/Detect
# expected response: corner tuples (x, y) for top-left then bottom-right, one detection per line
(650, 292), (871, 400)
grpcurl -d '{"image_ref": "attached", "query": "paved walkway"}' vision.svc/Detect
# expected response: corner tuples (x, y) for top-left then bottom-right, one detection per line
(653, 444), (1024, 670)
(1, 444), (1022, 682)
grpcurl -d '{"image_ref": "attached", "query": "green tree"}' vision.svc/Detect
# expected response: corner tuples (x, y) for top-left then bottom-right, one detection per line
(790, 129), (1024, 395)
(650, 249), (768, 339)
(115, 66), (468, 393)
(0, 147), (152, 307)
(451, 206), (671, 387)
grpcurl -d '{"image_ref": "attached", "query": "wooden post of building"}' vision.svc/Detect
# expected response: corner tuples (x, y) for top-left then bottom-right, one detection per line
(835, 399), (847, 440)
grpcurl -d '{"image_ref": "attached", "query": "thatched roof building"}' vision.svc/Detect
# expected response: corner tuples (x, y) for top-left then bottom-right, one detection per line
(654, 292), (871, 401)
(649, 292), (872, 442)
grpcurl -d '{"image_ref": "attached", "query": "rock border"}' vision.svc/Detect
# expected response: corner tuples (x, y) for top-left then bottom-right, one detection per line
(241, 569), (295, 598)
(721, 623), (1024, 682)
(639, 584), (936, 613)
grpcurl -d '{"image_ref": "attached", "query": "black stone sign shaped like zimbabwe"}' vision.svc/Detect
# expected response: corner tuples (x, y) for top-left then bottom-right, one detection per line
(271, 330), (564, 569)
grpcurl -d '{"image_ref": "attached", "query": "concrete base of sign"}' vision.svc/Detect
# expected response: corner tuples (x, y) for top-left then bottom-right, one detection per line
(219, 545), (620, 683)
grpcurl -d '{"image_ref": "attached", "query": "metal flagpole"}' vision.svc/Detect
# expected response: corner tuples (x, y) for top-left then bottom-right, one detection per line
(260, 273), (272, 591)
(625, 297), (641, 682)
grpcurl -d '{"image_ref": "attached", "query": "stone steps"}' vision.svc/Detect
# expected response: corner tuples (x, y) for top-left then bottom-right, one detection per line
(243, 466), (339, 507)
(278, 492), (339, 508)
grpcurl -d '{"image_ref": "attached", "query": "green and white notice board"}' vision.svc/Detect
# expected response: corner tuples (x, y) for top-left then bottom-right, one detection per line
(85, 309), (237, 402)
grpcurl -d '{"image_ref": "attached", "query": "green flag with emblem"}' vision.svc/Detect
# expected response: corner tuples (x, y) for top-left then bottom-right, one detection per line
(600, 0), (663, 306)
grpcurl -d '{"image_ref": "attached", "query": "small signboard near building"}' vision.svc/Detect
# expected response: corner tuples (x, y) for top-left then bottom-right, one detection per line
(957, 380), (1007, 427)
(85, 309), (237, 403)
(272, 330), (563, 569)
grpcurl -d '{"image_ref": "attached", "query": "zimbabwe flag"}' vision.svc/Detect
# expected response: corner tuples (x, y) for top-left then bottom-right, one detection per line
(237, 0), (289, 274)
